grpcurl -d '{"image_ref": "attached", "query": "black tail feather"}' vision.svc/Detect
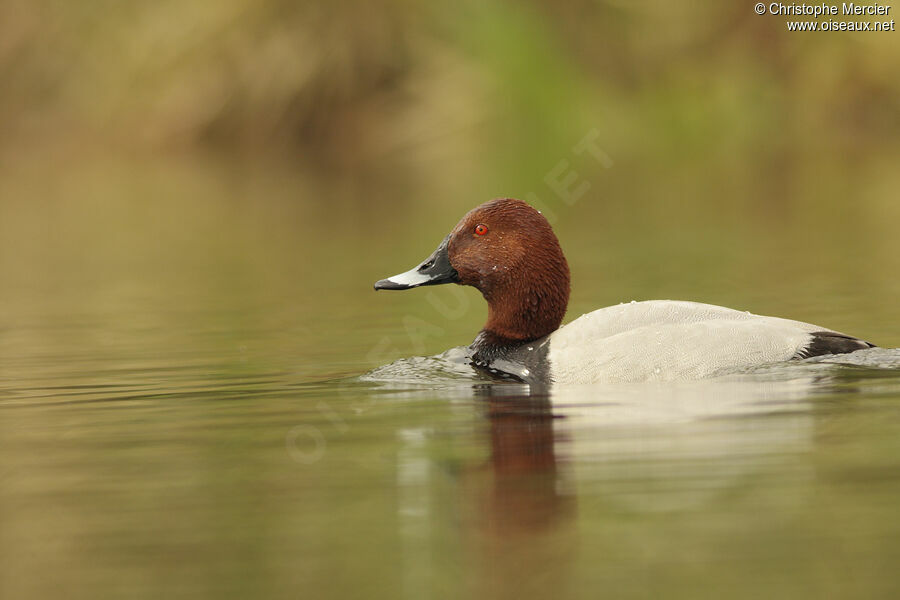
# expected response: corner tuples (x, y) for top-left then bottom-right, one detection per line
(794, 331), (876, 360)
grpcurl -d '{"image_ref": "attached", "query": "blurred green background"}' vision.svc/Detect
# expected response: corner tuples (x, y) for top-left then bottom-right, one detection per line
(2, 0), (898, 364)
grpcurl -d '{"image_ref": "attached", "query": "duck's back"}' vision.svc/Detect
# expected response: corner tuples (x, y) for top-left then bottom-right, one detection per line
(547, 300), (872, 384)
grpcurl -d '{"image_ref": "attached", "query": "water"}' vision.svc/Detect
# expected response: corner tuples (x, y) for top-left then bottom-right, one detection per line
(1, 152), (899, 599)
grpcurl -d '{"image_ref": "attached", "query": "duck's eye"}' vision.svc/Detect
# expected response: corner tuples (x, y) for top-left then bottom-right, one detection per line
(474, 224), (488, 236)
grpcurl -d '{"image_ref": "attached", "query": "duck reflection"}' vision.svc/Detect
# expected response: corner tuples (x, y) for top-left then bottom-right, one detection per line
(459, 385), (577, 599)
(472, 386), (574, 533)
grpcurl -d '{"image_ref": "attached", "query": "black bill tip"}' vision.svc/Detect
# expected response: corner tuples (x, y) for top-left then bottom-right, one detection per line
(374, 278), (412, 291)
(372, 235), (458, 293)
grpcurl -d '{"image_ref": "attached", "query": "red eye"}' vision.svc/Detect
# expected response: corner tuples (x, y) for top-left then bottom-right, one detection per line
(474, 224), (488, 236)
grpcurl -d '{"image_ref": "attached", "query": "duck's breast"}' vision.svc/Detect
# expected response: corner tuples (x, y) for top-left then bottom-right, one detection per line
(546, 300), (823, 383)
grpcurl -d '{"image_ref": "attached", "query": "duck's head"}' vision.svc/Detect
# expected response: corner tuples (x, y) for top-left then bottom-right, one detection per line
(374, 198), (570, 342)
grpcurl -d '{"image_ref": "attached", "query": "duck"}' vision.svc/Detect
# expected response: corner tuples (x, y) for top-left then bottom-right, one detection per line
(373, 198), (875, 384)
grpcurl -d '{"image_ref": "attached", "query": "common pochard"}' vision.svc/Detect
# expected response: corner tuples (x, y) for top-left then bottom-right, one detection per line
(374, 198), (874, 384)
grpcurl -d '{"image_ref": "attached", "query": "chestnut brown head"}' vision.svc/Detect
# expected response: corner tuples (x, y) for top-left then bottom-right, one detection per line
(375, 198), (570, 342)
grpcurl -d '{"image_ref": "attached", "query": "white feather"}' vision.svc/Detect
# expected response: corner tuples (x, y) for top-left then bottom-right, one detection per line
(548, 300), (823, 383)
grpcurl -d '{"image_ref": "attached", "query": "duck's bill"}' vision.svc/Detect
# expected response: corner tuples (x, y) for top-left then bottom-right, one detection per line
(374, 235), (459, 290)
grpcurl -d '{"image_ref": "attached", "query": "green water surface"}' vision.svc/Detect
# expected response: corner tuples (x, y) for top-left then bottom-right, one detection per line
(1, 150), (899, 599)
